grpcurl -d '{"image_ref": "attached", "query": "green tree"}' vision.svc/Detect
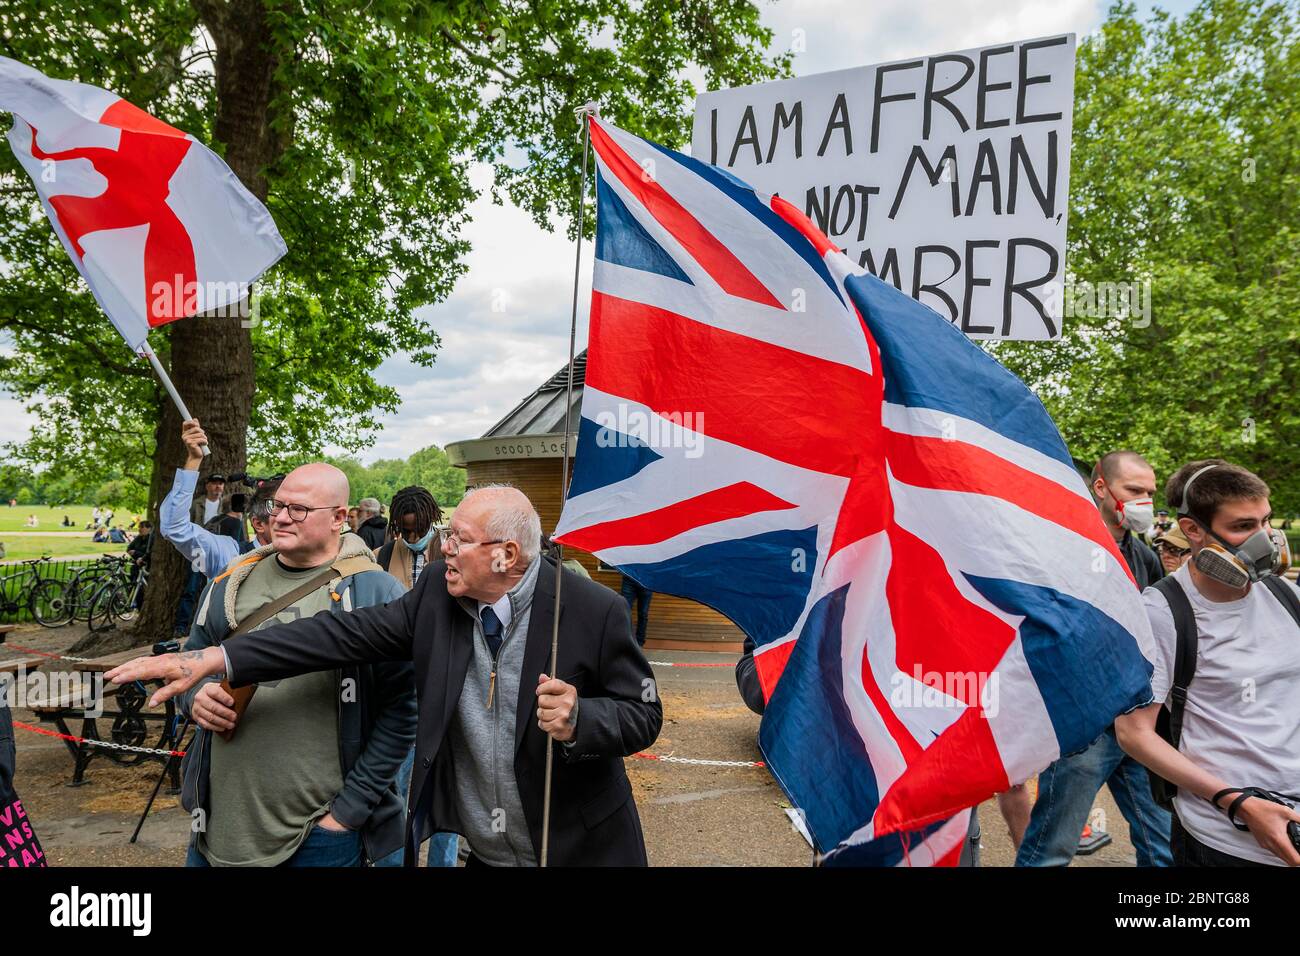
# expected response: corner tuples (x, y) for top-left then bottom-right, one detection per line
(402, 445), (466, 510)
(0, 0), (787, 642)
(993, 0), (1300, 513)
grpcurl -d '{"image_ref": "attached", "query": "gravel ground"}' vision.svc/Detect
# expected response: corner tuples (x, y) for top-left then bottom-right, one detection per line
(6, 625), (1137, 867)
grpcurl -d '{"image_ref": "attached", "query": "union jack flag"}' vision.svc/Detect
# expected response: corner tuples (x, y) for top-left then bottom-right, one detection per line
(554, 117), (1155, 866)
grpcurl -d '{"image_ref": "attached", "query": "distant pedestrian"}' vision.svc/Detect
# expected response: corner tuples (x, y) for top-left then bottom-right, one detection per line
(355, 497), (387, 550)
(620, 573), (653, 646)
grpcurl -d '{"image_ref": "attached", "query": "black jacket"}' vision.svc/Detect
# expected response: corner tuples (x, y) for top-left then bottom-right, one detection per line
(735, 635), (766, 716)
(357, 516), (388, 551)
(221, 557), (663, 866)
(0, 700), (14, 799)
(1119, 530), (1163, 589)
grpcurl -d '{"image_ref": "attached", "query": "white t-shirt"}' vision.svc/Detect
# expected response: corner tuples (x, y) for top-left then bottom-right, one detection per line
(203, 497), (221, 525)
(1139, 563), (1300, 865)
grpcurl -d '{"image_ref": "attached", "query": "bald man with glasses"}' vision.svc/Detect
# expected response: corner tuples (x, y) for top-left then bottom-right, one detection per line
(156, 460), (417, 868)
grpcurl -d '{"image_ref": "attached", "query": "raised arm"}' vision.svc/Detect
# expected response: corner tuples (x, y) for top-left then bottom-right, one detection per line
(158, 420), (238, 577)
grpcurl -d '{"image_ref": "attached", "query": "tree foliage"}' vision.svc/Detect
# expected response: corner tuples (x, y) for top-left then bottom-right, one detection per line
(0, 0), (787, 486)
(994, 0), (1300, 513)
(1, 0), (787, 642)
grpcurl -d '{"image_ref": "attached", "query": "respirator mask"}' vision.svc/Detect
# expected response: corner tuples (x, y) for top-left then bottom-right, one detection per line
(1112, 494), (1155, 534)
(1179, 465), (1281, 589)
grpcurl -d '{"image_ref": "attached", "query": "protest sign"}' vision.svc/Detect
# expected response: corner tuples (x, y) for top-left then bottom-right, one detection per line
(0, 794), (45, 867)
(693, 35), (1075, 340)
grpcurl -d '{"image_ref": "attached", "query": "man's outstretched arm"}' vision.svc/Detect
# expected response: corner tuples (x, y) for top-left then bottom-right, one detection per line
(106, 580), (422, 706)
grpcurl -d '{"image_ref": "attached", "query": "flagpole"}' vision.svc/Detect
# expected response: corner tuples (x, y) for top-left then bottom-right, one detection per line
(142, 343), (210, 457)
(540, 101), (597, 868)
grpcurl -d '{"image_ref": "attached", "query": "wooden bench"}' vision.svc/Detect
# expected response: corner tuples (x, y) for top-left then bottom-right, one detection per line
(0, 623), (16, 643)
(0, 653), (45, 676)
(26, 646), (183, 788)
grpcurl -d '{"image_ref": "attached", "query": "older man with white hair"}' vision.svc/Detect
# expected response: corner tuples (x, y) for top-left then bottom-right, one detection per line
(109, 483), (662, 867)
(355, 496), (388, 550)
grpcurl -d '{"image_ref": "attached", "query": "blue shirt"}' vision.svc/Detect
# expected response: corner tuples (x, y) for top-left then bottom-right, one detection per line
(159, 468), (241, 578)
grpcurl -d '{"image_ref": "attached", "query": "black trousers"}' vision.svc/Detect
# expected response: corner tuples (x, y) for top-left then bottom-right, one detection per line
(1171, 813), (1270, 867)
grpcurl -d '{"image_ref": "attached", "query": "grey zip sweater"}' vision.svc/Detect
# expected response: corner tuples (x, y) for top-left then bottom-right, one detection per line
(448, 557), (541, 866)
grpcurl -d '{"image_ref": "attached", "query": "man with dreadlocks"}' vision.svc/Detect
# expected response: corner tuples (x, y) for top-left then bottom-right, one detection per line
(375, 486), (443, 590)
(373, 484), (458, 867)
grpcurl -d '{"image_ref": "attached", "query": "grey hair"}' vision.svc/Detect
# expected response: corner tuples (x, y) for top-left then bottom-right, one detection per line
(461, 483), (542, 562)
(358, 497), (382, 516)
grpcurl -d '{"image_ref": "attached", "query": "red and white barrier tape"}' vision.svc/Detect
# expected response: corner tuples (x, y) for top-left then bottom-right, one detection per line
(0, 642), (93, 663)
(13, 721), (762, 768)
(646, 660), (731, 668)
(632, 752), (765, 768)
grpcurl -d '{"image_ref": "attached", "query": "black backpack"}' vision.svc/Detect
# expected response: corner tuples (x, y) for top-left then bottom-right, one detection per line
(1148, 574), (1300, 809)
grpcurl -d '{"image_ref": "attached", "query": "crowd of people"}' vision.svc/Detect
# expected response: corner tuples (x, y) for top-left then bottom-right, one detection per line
(16, 417), (1291, 870)
(104, 417), (655, 868)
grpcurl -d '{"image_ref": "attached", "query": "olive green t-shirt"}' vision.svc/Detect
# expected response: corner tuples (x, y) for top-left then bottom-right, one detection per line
(199, 555), (343, 867)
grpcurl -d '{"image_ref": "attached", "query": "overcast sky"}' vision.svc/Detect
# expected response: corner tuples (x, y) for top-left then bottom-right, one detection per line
(0, 0), (1197, 465)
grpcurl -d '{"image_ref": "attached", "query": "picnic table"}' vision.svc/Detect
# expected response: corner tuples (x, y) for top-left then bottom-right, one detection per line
(0, 654), (47, 676)
(0, 623), (15, 642)
(27, 644), (186, 788)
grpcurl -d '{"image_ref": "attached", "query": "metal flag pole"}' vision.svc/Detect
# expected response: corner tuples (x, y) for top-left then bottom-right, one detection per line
(142, 342), (210, 457)
(540, 100), (597, 868)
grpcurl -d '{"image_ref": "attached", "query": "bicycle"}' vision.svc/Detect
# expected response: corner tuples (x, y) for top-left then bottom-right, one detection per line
(0, 556), (66, 624)
(38, 554), (128, 628)
(86, 559), (149, 633)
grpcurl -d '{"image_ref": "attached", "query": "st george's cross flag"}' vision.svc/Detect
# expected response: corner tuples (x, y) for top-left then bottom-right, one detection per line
(0, 56), (286, 353)
(553, 117), (1156, 866)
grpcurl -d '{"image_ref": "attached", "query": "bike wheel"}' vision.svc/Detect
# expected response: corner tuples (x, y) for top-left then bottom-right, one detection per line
(70, 569), (112, 622)
(113, 583), (140, 625)
(29, 578), (72, 627)
(86, 582), (120, 633)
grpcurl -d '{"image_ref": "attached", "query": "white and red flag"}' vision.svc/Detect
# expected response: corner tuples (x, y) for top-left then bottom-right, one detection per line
(0, 56), (286, 353)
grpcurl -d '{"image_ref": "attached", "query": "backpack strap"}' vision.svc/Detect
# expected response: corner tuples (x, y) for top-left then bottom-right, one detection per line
(215, 553), (377, 741)
(1260, 575), (1300, 630)
(1151, 575), (1198, 750)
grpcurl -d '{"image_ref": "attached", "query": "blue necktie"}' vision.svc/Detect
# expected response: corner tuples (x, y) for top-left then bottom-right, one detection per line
(481, 606), (503, 658)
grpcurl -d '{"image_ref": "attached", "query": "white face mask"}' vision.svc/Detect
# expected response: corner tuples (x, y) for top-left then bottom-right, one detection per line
(1114, 494), (1155, 534)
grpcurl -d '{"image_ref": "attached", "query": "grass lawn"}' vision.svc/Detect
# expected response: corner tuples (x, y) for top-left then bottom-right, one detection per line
(0, 504), (140, 534)
(0, 535), (129, 563)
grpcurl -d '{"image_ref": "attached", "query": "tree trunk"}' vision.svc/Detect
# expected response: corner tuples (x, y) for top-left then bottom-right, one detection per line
(127, 0), (286, 647)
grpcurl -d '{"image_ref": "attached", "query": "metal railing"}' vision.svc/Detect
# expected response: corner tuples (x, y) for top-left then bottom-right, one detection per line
(0, 554), (131, 624)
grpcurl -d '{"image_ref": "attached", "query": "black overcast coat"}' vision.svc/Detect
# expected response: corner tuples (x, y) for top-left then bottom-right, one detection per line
(220, 557), (662, 866)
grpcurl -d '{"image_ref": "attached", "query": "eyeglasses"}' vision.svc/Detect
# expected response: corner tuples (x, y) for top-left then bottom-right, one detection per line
(267, 499), (343, 523)
(444, 530), (504, 556)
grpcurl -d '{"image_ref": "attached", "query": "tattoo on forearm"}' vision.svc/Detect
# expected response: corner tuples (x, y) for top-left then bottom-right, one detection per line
(177, 650), (205, 680)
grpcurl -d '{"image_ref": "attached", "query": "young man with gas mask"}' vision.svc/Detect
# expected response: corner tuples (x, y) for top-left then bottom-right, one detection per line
(1016, 450), (1173, 867)
(1116, 460), (1300, 866)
